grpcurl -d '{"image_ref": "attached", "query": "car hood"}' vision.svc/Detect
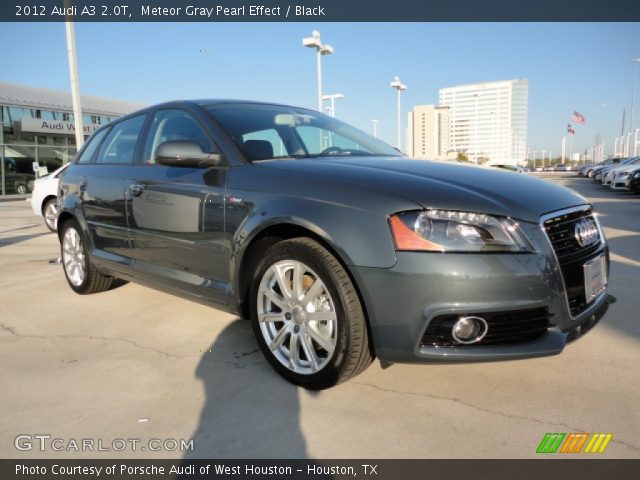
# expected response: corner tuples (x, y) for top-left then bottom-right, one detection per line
(258, 157), (587, 223)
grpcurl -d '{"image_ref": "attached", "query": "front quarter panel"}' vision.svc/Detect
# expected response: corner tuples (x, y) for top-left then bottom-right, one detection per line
(225, 163), (419, 297)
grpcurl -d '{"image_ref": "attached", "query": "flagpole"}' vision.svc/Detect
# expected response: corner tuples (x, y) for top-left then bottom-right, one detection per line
(569, 129), (573, 164)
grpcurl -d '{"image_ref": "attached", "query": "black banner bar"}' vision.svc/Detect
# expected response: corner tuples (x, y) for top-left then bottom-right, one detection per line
(3, 0), (640, 22)
(3, 459), (640, 480)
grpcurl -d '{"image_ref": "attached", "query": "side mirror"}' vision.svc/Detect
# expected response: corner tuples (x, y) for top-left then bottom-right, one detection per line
(155, 141), (223, 167)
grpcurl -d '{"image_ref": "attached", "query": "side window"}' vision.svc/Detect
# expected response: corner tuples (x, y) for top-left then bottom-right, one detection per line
(76, 127), (109, 164)
(143, 109), (212, 164)
(95, 114), (146, 164)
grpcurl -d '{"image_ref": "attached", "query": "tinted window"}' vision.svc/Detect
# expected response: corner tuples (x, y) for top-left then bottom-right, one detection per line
(95, 114), (146, 164)
(76, 127), (109, 164)
(143, 109), (211, 164)
(206, 103), (401, 161)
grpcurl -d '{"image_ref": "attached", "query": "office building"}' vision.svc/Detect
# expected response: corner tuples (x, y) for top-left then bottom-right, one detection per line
(439, 79), (528, 165)
(407, 104), (451, 160)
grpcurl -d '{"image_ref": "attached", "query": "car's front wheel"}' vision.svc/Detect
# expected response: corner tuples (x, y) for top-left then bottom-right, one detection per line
(250, 238), (373, 389)
(60, 219), (113, 294)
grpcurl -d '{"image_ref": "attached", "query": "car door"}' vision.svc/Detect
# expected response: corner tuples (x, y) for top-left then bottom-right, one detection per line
(80, 114), (147, 271)
(126, 107), (228, 305)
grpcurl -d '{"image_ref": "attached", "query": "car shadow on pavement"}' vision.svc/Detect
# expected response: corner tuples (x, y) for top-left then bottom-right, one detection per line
(183, 319), (310, 459)
(0, 232), (51, 248)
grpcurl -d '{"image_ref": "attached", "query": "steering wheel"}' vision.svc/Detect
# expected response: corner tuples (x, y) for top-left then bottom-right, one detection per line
(320, 146), (345, 156)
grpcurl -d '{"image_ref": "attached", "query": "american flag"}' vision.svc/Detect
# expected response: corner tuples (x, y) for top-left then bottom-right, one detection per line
(572, 111), (586, 125)
(567, 124), (576, 135)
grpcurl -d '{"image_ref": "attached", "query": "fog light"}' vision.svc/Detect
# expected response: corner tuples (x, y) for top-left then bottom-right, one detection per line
(452, 316), (488, 344)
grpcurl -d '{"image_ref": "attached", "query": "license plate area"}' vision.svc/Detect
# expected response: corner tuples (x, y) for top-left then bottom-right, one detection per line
(584, 254), (607, 302)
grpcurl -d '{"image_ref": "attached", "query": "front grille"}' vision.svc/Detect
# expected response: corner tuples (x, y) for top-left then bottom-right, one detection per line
(421, 308), (552, 347)
(543, 208), (604, 316)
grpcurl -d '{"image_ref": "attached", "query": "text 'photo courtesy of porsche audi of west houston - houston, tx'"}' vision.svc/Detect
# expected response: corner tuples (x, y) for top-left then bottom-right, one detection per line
(55, 100), (612, 389)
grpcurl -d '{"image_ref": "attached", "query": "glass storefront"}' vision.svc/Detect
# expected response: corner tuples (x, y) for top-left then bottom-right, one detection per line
(1, 106), (114, 196)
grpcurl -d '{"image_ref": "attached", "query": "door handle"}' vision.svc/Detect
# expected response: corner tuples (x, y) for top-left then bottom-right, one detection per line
(128, 183), (145, 197)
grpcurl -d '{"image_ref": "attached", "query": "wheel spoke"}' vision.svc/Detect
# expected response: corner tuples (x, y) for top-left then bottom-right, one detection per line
(300, 333), (319, 371)
(302, 278), (325, 305)
(292, 262), (304, 301)
(289, 333), (300, 370)
(306, 325), (335, 353)
(261, 287), (286, 310)
(269, 325), (289, 351)
(307, 310), (337, 322)
(258, 312), (284, 323)
(274, 264), (292, 300)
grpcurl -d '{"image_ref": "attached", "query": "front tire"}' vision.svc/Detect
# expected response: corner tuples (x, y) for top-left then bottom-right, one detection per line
(60, 219), (113, 294)
(250, 238), (373, 389)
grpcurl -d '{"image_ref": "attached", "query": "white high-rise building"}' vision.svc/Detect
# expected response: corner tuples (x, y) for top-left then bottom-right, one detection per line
(407, 105), (451, 160)
(439, 79), (528, 165)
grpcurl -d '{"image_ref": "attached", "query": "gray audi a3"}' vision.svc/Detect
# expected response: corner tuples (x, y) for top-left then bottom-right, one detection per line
(57, 101), (611, 389)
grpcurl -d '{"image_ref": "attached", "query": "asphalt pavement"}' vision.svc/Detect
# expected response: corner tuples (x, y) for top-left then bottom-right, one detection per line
(0, 175), (638, 459)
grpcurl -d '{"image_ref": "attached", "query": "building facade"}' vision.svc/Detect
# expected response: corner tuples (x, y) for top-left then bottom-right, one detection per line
(407, 104), (451, 160)
(439, 79), (528, 165)
(0, 82), (143, 196)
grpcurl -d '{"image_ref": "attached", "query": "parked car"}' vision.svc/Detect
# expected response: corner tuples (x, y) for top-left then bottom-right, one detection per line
(582, 158), (621, 177)
(602, 157), (640, 186)
(629, 169), (640, 193)
(610, 164), (640, 191)
(593, 157), (637, 183)
(30, 163), (70, 231)
(554, 164), (569, 172)
(57, 100), (611, 389)
(543, 165), (555, 171)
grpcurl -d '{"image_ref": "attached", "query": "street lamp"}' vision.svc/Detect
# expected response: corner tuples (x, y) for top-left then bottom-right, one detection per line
(303, 30), (334, 112)
(322, 93), (344, 118)
(390, 76), (407, 151)
(371, 120), (379, 138)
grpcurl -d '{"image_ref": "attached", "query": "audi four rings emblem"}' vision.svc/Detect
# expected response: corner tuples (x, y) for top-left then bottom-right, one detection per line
(574, 219), (599, 247)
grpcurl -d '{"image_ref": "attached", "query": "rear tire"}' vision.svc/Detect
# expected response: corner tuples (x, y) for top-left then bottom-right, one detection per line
(60, 219), (113, 294)
(250, 238), (373, 389)
(42, 198), (58, 232)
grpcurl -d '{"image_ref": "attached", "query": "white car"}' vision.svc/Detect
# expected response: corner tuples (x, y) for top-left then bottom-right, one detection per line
(30, 163), (69, 231)
(611, 164), (640, 190)
(602, 157), (640, 186)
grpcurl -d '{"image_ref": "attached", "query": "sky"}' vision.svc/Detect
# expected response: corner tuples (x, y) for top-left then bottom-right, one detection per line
(1, 22), (639, 156)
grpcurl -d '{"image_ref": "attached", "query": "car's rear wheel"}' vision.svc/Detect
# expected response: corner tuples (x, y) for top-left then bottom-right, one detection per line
(250, 238), (373, 389)
(60, 219), (113, 294)
(17, 184), (28, 195)
(42, 198), (58, 232)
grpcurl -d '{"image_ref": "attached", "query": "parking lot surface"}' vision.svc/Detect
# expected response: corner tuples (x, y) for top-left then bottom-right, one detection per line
(1, 175), (639, 459)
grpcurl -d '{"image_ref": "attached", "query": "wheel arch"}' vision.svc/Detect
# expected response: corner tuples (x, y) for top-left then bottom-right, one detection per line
(235, 221), (377, 357)
(41, 195), (57, 215)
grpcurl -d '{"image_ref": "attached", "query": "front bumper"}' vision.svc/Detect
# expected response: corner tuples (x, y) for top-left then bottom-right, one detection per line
(350, 222), (611, 364)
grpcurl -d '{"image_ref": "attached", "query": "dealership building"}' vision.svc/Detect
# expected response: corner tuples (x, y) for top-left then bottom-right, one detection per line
(0, 82), (142, 196)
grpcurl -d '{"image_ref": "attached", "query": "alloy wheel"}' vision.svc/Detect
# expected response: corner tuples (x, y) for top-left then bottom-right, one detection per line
(44, 201), (58, 231)
(62, 227), (86, 286)
(257, 260), (338, 375)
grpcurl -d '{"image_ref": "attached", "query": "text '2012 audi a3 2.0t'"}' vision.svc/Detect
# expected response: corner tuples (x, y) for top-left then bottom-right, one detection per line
(57, 101), (612, 389)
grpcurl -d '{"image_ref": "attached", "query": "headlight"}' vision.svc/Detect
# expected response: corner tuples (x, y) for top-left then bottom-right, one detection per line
(389, 210), (533, 252)
(634, 171), (640, 178)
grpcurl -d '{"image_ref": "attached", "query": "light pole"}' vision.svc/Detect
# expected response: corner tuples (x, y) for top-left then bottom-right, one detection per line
(561, 136), (566, 163)
(64, 9), (84, 149)
(473, 93), (479, 165)
(322, 93), (344, 118)
(390, 76), (407, 151)
(372, 120), (379, 138)
(630, 58), (640, 133)
(303, 30), (334, 112)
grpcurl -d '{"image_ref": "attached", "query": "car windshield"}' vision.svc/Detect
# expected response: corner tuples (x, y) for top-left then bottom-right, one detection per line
(204, 103), (402, 162)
